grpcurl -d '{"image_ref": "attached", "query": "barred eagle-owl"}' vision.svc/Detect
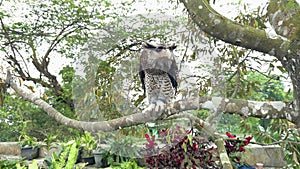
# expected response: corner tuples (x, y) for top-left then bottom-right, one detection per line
(139, 41), (178, 104)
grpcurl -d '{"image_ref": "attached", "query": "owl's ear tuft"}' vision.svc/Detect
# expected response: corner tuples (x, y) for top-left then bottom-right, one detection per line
(169, 43), (177, 50)
(143, 41), (157, 49)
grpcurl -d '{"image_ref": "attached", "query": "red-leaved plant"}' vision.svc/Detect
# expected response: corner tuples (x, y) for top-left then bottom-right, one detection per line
(144, 126), (220, 169)
(144, 127), (253, 168)
(224, 132), (253, 164)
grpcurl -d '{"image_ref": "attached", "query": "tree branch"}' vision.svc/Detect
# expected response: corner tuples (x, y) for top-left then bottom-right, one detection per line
(8, 74), (298, 132)
(268, 0), (300, 40)
(179, 0), (290, 61)
(0, 18), (17, 59)
(179, 0), (300, 128)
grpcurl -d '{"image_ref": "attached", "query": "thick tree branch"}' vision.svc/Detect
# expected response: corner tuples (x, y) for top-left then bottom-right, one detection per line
(8, 73), (298, 132)
(179, 0), (289, 61)
(10, 79), (168, 132)
(180, 0), (300, 127)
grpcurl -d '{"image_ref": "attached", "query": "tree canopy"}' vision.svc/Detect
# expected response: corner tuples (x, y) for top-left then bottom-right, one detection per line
(0, 0), (300, 161)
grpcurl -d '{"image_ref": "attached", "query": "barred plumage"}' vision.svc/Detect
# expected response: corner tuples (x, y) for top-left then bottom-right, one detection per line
(139, 41), (178, 104)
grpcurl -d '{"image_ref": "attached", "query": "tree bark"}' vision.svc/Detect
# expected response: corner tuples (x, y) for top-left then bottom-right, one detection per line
(268, 0), (300, 40)
(267, 0), (300, 126)
(9, 77), (297, 132)
(215, 138), (233, 169)
(179, 0), (300, 127)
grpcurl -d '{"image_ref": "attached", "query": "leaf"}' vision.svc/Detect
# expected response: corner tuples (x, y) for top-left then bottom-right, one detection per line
(16, 163), (25, 169)
(183, 142), (187, 152)
(65, 142), (80, 169)
(187, 134), (193, 146)
(253, 19), (259, 28)
(285, 88), (291, 97)
(269, 63), (274, 70)
(258, 125), (265, 132)
(255, 18), (267, 28)
(166, 131), (171, 144)
(277, 66), (286, 73)
(293, 151), (300, 165)
(24, 85), (35, 93)
(28, 160), (39, 169)
(18, 78), (23, 86)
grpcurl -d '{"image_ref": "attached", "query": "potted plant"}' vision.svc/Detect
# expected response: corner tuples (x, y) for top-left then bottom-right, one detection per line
(93, 148), (110, 168)
(19, 134), (39, 160)
(79, 132), (97, 165)
(45, 140), (84, 168)
(107, 135), (139, 163)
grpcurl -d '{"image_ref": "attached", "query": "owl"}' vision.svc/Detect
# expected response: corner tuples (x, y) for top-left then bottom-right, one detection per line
(139, 41), (178, 104)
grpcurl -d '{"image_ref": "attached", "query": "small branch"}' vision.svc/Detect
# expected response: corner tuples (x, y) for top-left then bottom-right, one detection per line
(0, 18), (17, 59)
(215, 138), (233, 169)
(5, 69), (12, 87)
(230, 67), (240, 99)
(166, 112), (221, 138)
(14, 46), (31, 76)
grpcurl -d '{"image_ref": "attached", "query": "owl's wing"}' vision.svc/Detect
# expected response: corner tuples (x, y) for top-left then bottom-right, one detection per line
(168, 59), (178, 94)
(139, 49), (146, 95)
(139, 65), (146, 95)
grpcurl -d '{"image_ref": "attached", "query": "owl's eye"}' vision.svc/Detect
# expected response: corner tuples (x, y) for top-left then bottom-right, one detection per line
(155, 47), (164, 52)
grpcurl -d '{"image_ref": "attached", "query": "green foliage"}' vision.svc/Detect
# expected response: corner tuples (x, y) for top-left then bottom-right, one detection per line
(118, 125), (148, 138)
(19, 134), (37, 148)
(0, 0), (128, 120)
(45, 141), (83, 169)
(0, 92), (80, 142)
(65, 142), (80, 169)
(107, 134), (140, 164)
(0, 94), (50, 142)
(59, 66), (75, 105)
(252, 119), (300, 167)
(244, 72), (292, 101)
(95, 60), (119, 120)
(0, 160), (24, 169)
(216, 38), (299, 166)
(12, 160), (38, 169)
(111, 159), (144, 169)
(0, 95), (23, 141)
(79, 132), (97, 156)
(221, 69), (298, 167)
(218, 71), (292, 133)
(43, 66), (75, 118)
(233, 2), (268, 29)
(1, 0), (112, 58)
(43, 134), (58, 150)
(27, 160), (39, 169)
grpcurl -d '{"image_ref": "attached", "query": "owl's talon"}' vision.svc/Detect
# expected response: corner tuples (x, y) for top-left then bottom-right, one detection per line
(155, 100), (166, 112)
